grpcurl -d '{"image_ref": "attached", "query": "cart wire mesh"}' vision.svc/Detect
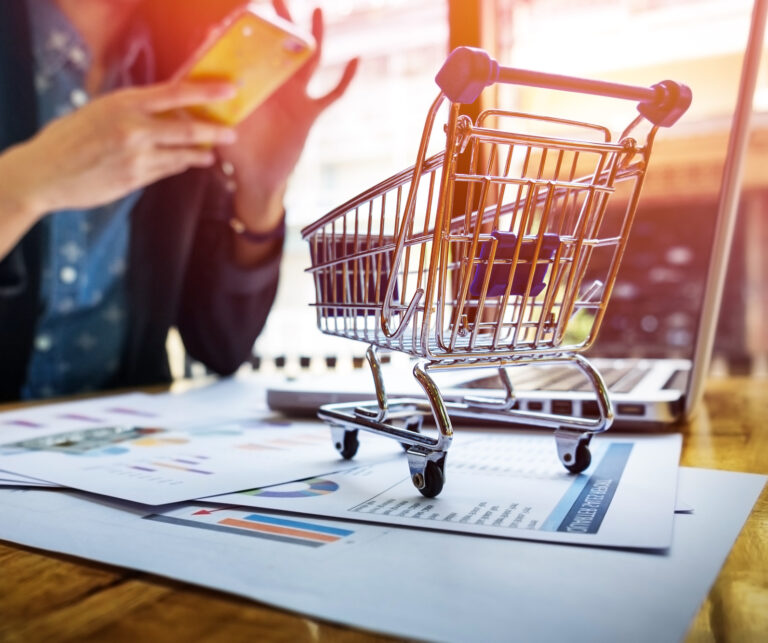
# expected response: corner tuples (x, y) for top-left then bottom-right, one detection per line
(302, 49), (689, 368)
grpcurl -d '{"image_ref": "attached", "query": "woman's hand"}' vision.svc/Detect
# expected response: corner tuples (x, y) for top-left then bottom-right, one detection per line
(217, 0), (358, 253)
(0, 78), (240, 260)
(4, 79), (239, 218)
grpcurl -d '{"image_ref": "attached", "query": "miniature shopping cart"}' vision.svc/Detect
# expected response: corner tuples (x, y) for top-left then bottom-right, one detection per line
(302, 47), (691, 497)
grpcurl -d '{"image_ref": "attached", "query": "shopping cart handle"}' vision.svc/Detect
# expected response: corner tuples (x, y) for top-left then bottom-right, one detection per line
(636, 80), (692, 127)
(435, 46), (691, 126)
(435, 47), (500, 104)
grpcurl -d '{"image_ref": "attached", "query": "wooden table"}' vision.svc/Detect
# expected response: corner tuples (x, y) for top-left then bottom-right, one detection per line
(0, 376), (766, 642)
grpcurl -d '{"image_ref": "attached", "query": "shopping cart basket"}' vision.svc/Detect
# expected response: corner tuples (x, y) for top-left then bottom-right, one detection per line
(302, 47), (691, 497)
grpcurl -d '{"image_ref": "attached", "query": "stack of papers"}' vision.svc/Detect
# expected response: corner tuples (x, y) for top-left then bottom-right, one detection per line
(0, 378), (764, 642)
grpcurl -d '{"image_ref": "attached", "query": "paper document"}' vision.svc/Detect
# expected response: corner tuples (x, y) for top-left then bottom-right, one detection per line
(0, 471), (57, 487)
(207, 430), (682, 548)
(0, 395), (163, 488)
(0, 393), (167, 440)
(0, 394), (401, 504)
(0, 468), (763, 643)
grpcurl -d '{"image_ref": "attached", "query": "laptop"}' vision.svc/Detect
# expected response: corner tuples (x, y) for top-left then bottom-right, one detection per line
(267, 9), (763, 430)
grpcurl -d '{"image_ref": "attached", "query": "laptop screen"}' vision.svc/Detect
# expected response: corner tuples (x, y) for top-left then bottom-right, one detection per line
(585, 3), (766, 417)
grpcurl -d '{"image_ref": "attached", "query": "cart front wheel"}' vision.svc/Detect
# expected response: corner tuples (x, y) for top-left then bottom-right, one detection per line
(336, 430), (359, 460)
(564, 443), (591, 474)
(414, 459), (445, 498)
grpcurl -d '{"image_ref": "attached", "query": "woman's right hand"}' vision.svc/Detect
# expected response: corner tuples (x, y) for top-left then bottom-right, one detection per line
(0, 79), (239, 223)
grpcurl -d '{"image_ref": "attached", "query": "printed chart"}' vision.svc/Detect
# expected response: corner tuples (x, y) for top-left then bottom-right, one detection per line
(147, 505), (356, 549)
(0, 394), (401, 504)
(0, 393), (165, 437)
(208, 431), (683, 548)
(244, 477), (339, 498)
(0, 393), (173, 487)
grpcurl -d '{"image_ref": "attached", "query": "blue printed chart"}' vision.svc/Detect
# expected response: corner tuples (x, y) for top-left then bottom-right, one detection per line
(207, 431), (683, 549)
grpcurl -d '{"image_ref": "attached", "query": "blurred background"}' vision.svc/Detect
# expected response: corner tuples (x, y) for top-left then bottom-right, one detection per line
(177, 0), (768, 380)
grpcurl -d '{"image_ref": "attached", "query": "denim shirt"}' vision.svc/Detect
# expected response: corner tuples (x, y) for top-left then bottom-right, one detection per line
(22, 0), (154, 399)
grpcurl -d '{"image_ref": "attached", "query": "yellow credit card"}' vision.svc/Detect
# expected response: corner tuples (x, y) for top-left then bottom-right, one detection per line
(176, 7), (316, 125)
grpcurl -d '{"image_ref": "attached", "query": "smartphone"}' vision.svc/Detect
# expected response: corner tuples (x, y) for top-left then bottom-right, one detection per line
(174, 7), (316, 126)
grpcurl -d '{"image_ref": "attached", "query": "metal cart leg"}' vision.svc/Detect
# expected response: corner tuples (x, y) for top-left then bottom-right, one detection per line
(407, 362), (453, 497)
(330, 346), (388, 460)
(550, 353), (612, 473)
(322, 350), (453, 497)
(361, 346), (425, 452)
(435, 353), (612, 474)
(364, 345), (388, 420)
(323, 349), (608, 491)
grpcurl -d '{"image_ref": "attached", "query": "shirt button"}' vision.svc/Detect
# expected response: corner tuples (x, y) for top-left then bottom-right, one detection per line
(34, 334), (53, 352)
(69, 47), (87, 67)
(70, 88), (88, 107)
(59, 266), (78, 284)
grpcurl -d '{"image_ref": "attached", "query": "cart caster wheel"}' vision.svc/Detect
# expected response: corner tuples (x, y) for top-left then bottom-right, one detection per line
(564, 443), (591, 474)
(414, 459), (445, 498)
(336, 430), (359, 460)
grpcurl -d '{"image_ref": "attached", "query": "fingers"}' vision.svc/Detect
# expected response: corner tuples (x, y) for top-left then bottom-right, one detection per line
(315, 58), (359, 112)
(147, 148), (218, 181)
(272, 0), (292, 22)
(311, 7), (324, 48)
(138, 81), (237, 113)
(148, 116), (237, 147)
(273, 4), (324, 89)
(299, 8), (324, 81)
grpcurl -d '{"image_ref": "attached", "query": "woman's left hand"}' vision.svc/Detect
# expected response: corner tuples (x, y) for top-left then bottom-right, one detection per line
(218, 0), (358, 240)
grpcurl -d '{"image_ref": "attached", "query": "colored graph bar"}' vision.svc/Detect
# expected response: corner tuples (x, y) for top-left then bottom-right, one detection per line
(4, 420), (45, 428)
(219, 518), (340, 543)
(242, 513), (354, 537)
(107, 407), (157, 418)
(146, 515), (324, 548)
(152, 462), (212, 475)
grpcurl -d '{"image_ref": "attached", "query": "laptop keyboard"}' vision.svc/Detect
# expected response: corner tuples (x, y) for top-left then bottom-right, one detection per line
(460, 362), (693, 396)
(459, 362), (654, 394)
